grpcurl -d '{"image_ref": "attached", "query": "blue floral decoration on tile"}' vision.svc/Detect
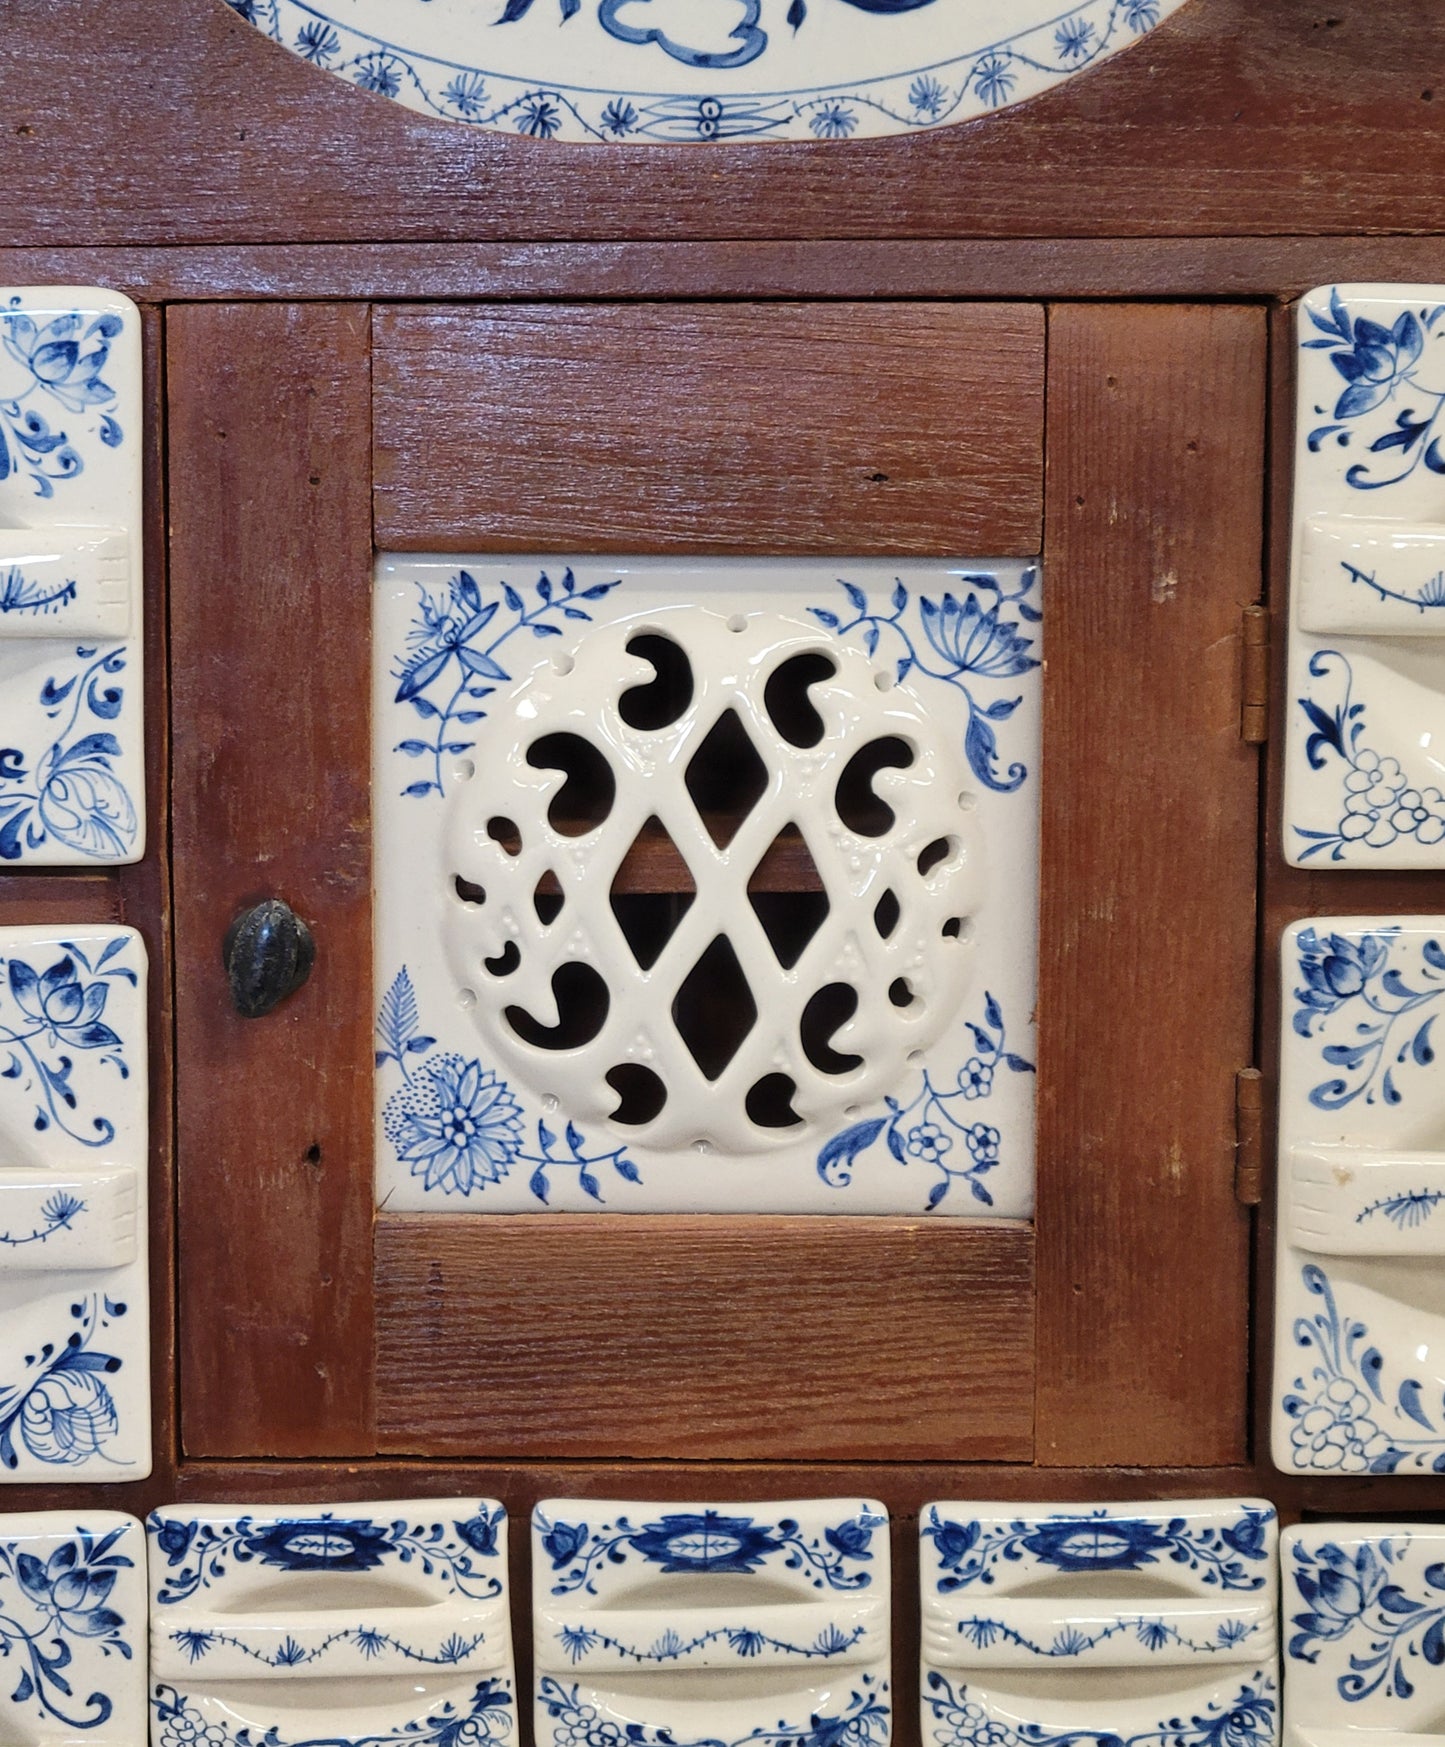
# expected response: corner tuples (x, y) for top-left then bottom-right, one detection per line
(392, 568), (621, 802)
(921, 1505), (1270, 1593)
(0, 302), (123, 499)
(946, 1612), (1261, 1659)
(539, 1505), (883, 1596)
(1304, 289), (1445, 492)
(0, 1294), (129, 1472)
(539, 1673), (888, 1747)
(377, 966), (640, 1203)
(817, 989), (1034, 1211)
(1291, 925), (1445, 1109)
(0, 645), (137, 861)
(1284, 1263), (1445, 1474)
(0, 1522), (134, 1730)
(924, 1674), (1274, 1747)
(167, 1622), (491, 1669)
(227, 0), (1172, 142)
(0, 1187), (86, 1249)
(153, 1678), (513, 1747)
(1287, 1534), (1445, 1700)
(1293, 653), (1445, 862)
(152, 1506), (505, 1605)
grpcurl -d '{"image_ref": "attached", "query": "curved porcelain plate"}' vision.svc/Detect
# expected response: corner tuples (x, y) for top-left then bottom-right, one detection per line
(225, 0), (1193, 143)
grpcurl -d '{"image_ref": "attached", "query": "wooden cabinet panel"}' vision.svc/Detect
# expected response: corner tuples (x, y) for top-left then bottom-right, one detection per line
(376, 1216), (1034, 1459)
(169, 302), (377, 1457)
(372, 302), (1044, 556)
(1035, 304), (1265, 1466)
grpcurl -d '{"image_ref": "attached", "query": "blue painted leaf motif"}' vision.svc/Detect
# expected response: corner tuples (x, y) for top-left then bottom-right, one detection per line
(817, 1118), (886, 1185)
(1414, 1018), (1437, 1065)
(615, 1156), (641, 1183)
(1424, 1616), (1445, 1664)
(984, 992), (1003, 1032)
(578, 1169), (602, 1200)
(926, 1180), (948, 1210)
(396, 648), (451, 702)
(1399, 1378), (1437, 1430)
(810, 608), (840, 629)
(529, 1166), (550, 1203)
(841, 581), (868, 612)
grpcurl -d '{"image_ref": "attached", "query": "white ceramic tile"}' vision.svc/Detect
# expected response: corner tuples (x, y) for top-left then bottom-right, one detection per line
(0, 925), (149, 1481)
(224, 0), (1191, 145)
(533, 1497), (890, 1747)
(1273, 916), (1445, 1474)
(1286, 284), (1445, 869)
(920, 1499), (1279, 1747)
(0, 1509), (147, 1742)
(374, 555), (1040, 1216)
(1283, 1523), (1445, 1747)
(148, 1499), (516, 1747)
(0, 287), (144, 865)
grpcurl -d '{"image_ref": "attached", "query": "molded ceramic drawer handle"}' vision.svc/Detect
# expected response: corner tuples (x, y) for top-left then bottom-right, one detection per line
(535, 1596), (886, 1673)
(0, 525), (131, 639)
(150, 1596), (511, 1683)
(1297, 518), (1445, 635)
(1290, 1144), (1445, 1254)
(0, 1162), (137, 1270)
(923, 1598), (1277, 1671)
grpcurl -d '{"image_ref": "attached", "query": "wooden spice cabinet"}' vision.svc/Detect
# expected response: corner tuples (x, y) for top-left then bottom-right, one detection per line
(4, 0), (1445, 1736)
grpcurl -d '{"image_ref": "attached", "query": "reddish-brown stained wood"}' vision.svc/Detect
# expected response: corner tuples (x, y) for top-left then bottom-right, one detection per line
(375, 1215), (1034, 1460)
(372, 304), (1043, 555)
(2, 2), (1444, 246)
(1035, 304), (1264, 1468)
(169, 303), (376, 1457)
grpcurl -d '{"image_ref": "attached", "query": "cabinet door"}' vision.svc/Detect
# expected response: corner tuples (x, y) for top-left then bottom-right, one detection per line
(166, 300), (1262, 1468)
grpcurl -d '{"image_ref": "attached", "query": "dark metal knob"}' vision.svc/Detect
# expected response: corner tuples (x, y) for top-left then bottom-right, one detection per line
(223, 899), (315, 1019)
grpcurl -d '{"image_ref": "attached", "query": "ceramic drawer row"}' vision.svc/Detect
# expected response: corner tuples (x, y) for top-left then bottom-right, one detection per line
(0, 1497), (1286, 1747)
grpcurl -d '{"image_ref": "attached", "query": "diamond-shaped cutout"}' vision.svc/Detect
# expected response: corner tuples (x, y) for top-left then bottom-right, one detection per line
(685, 709), (769, 848)
(672, 935), (756, 1081)
(748, 825), (829, 969)
(610, 815), (695, 971)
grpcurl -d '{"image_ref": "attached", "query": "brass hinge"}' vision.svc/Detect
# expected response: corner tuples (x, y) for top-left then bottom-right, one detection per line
(1234, 1067), (1265, 1206)
(1240, 604), (1270, 744)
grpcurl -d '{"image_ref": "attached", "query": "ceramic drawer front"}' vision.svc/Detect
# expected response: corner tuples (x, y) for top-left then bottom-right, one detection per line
(0, 1509), (147, 1743)
(0, 925), (150, 1481)
(533, 1498), (891, 1747)
(148, 1500), (516, 1747)
(0, 286), (144, 866)
(374, 555), (1040, 1218)
(1285, 283), (1445, 871)
(1273, 917), (1445, 1474)
(1283, 1524), (1445, 1747)
(920, 1501), (1280, 1747)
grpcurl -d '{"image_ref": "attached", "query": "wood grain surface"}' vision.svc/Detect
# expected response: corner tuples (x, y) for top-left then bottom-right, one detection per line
(1, 1), (1443, 245)
(375, 1215), (1035, 1460)
(373, 303), (1044, 556)
(1035, 303), (1265, 1468)
(168, 303), (377, 1457)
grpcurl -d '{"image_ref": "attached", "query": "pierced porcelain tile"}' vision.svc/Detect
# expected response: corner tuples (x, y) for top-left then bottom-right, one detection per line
(0, 1509), (147, 1741)
(1286, 284), (1445, 869)
(1283, 1523), (1445, 1745)
(0, 287), (144, 865)
(533, 1497), (890, 1747)
(148, 1499), (515, 1747)
(374, 555), (1040, 1215)
(0, 926), (149, 1482)
(227, 0), (1191, 145)
(1273, 917), (1445, 1474)
(920, 1500), (1279, 1747)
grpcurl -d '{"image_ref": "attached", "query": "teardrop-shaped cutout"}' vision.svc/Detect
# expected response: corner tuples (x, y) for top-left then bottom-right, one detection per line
(526, 732), (615, 837)
(505, 961), (609, 1050)
(800, 983), (862, 1075)
(764, 651), (836, 748)
(835, 736), (914, 837)
(618, 632), (694, 730)
(606, 1062), (668, 1126)
(745, 1072), (803, 1129)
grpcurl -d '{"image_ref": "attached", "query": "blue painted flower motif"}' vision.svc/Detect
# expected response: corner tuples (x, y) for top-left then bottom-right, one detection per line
(1328, 311), (1425, 422)
(539, 1673), (887, 1747)
(1055, 16), (1095, 59)
(0, 1523), (133, 1732)
(906, 1122), (952, 1163)
(1022, 1516), (1171, 1573)
(18, 1366), (120, 1465)
(1294, 928), (1390, 1029)
(444, 72), (490, 115)
(600, 98), (638, 134)
(383, 1053), (524, 1195)
(1289, 1540), (1387, 1653)
(354, 51), (403, 95)
(2, 309), (122, 419)
(9, 954), (121, 1052)
(295, 21), (340, 61)
(153, 1677), (513, 1747)
(631, 1513), (783, 1574)
(965, 1125), (1000, 1165)
(243, 1518), (395, 1572)
(543, 1520), (590, 1569)
(972, 54), (1016, 107)
(1220, 1510), (1270, 1563)
(16, 1536), (128, 1637)
(156, 1518), (196, 1564)
(909, 74), (948, 116)
(924, 1673), (1275, 1747)
(517, 94), (563, 137)
(960, 1057), (993, 1098)
(810, 102), (858, 138)
(825, 1516), (878, 1561)
(921, 591), (1037, 681)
